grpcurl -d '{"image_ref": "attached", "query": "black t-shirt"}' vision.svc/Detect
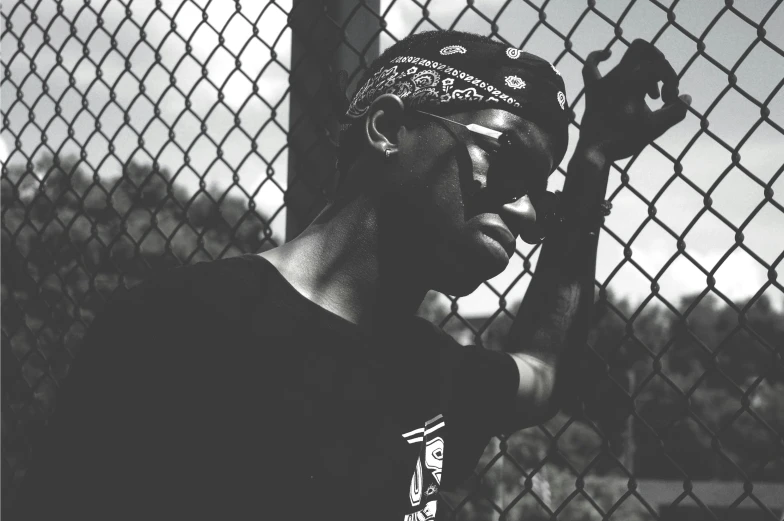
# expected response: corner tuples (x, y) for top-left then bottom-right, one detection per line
(14, 254), (519, 520)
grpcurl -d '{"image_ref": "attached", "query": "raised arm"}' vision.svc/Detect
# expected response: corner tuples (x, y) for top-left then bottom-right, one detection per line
(503, 40), (692, 430)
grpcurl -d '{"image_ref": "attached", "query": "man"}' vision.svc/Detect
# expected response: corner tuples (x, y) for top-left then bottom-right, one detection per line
(14, 30), (690, 520)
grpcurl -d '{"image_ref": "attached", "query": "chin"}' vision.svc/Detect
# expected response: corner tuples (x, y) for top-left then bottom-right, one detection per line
(430, 253), (508, 297)
(432, 277), (482, 298)
(423, 229), (511, 296)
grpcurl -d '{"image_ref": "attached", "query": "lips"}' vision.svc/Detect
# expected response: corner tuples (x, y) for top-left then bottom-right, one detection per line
(478, 223), (516, 258)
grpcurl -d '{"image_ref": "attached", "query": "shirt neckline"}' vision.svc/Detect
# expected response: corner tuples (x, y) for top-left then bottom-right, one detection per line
(240, 253), (376, 342)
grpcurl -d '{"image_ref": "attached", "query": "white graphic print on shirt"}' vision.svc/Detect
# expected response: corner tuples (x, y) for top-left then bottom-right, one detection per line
(402, 414), (445, 521)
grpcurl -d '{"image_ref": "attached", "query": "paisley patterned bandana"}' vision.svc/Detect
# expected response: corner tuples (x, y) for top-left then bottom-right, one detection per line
(340, 35), (569, 161)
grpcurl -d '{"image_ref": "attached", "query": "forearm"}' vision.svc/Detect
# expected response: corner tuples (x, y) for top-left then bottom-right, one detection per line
(505, 143), (610, 407)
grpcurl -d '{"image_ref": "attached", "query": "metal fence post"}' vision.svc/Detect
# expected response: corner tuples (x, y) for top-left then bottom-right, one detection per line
(286, 0), (381, 242)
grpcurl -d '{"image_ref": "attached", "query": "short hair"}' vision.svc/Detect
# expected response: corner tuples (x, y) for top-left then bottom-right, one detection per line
(335, 30), (503, 184)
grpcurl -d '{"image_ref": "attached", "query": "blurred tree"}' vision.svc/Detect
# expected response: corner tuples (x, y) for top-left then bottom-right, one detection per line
(634, 293), (784, 481)
(416, 290), (451, 323)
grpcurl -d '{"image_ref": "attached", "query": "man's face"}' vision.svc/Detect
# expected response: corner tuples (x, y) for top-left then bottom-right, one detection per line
(382, 107), (558, 297)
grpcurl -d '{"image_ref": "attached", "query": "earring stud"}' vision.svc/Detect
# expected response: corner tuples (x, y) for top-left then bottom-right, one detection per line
(385, 148), (392, 160)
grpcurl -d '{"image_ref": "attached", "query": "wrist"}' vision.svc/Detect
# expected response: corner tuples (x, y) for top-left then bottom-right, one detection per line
(563, 143), (611, 203)
(546, 143), (612, 237)
(571, 142), (610, 171)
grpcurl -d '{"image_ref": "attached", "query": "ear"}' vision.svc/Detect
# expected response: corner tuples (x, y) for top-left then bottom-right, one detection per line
(364, 93), (406, 157)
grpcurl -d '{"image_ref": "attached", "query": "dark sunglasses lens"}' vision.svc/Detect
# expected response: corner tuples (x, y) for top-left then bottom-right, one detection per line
(495, 135), (530, 200)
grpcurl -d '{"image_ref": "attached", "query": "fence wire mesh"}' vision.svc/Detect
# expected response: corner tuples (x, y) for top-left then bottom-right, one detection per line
(2, 0), (783, 519)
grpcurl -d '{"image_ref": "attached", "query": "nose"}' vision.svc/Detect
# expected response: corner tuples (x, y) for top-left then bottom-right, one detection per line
(499, 195), (538, 241)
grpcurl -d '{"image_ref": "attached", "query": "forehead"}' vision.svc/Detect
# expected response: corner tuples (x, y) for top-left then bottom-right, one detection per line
(444, 108), (557, 171)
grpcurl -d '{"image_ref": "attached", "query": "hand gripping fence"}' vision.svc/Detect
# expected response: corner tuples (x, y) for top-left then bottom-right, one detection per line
(2, 1), (783, 519)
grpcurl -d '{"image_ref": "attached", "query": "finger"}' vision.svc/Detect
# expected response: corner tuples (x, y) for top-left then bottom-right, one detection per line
(649, 94), (691, 139)
(631, 41), (680, 103)
(618, 39), (651, 69)
(648, 48), (680, 103)
(583, 49), (612, 84)
(622, 39), (679, 103)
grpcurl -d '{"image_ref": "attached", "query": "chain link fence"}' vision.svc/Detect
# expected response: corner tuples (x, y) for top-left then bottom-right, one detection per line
(2, 0), (783, 519)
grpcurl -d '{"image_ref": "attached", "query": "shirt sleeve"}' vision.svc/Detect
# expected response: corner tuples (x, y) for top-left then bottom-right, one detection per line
(427, 323), (521, 487)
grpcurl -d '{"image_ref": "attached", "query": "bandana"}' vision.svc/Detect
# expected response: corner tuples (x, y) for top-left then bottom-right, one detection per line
(340, 36), (569, 162)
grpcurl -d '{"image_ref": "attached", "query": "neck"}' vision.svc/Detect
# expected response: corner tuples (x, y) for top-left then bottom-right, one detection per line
(260, 192), (428, 332)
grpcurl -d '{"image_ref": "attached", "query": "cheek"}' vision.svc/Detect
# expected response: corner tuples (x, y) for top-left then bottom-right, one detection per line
(402, 139), (465, 205)
(398, 135), (483, 233)
(428, 149), (474, 224)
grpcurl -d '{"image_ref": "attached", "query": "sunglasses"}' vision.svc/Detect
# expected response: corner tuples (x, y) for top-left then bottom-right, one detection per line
(414, 109), (562, 241)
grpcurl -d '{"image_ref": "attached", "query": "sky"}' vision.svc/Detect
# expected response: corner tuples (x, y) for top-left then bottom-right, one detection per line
(2, 0), (783, 317)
